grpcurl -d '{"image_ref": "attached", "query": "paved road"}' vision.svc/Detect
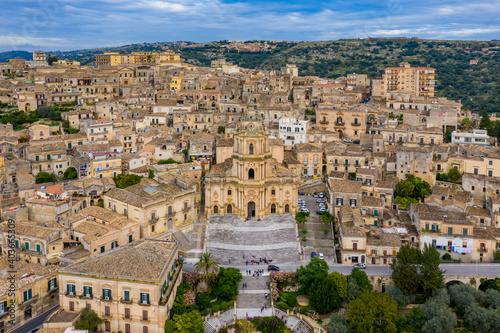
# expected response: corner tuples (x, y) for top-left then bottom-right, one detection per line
(11, 305), (59, 333)
(184, 258), (500, 277)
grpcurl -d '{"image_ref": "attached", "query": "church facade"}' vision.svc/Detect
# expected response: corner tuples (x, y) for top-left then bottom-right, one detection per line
(205, 120), (300, 219)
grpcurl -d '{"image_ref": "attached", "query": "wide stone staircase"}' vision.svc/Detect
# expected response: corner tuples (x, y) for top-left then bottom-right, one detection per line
(205, 215), (300, 265)
(173, 222), (207, 259)
(301, 219), (335, 260)
(236, 275), (273, 318)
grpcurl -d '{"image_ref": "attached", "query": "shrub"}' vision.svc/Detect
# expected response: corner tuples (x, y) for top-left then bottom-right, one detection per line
(212, 304), (220, 313)
(36, 171), (55, 184)
(275, 301), (289, 310)
(385, 284), (415, 307)
(327, 313), (349, 333)
(484, 289), (500, 309)
(195, 292), (211, 311)
(347, 277), (361, 300)
(64, 167), (77, 180)
(308, 277), (341, 314)
(441, 253), (452, 261)
(422, 298), (456, 333)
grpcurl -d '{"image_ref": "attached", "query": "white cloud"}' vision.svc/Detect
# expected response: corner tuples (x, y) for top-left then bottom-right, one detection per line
(0, 36), (65, 48)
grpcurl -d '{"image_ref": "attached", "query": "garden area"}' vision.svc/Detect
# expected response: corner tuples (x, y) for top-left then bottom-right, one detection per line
(164, 253), (242, 333)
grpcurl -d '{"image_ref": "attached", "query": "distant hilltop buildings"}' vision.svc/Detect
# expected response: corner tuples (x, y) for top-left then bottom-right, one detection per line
(95, 51), (181, 66)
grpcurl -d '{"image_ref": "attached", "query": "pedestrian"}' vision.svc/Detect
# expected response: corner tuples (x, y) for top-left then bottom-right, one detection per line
(246, 312), (248, 318)
(243, 254), (245, 259)
(261, 307), (263, 313)
(252, 275), (255, 280)
(265, 293), (268, 300)
(229, 259), (231, 264)
(265, 305), (267, 310)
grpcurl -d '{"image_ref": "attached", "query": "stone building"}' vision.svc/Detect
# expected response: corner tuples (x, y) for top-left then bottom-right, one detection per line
(205, 119), (300, 219)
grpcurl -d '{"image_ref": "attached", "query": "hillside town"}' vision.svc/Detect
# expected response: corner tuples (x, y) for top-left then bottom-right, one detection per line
(0, 50), (499, 333)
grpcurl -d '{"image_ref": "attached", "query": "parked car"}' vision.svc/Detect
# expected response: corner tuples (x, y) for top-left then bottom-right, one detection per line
(319, 193), (324, 198)
(313, 193), (319, 198)
(354, 263), (366, 269)
(319, 253), (324, 260)
(311, 252), (317, 258)
(268, 265), (280, 272)
(316, 198), (325, 203)
(316, 211), (324, 215)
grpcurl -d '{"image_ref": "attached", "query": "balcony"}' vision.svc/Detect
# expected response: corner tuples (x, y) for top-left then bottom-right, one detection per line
(19, 295), (39, 308)
(148, 217), (159, 224)
(319, 120), (329, 124)
(182, 206), (191, 212)
(120, 297), (133, 304)
(478, 247), (488, 253)
(334, 122), (345, 128)
(351, 122), (361, 126)
(166, 211), (176, 217)
(101, 297), (113, 303)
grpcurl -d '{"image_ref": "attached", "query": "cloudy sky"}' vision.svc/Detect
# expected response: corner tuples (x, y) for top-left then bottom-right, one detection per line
(1, 0), (499, 51)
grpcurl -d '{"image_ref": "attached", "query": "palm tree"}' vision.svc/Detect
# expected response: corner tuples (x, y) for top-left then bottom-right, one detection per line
(194, 252), (220, 288)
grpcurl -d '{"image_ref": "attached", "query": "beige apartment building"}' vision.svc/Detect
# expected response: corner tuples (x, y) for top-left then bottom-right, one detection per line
(0, 256), (59, 332)
(104, 177), (200, 237)
(372, 62), (436, 98)
(58, 239), (181, 333)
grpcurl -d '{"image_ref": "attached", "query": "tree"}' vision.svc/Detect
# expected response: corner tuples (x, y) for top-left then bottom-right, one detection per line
(36, 171), (55, 183)
(296, 257), (329, 294)
(447, 168), (461, 182)
(172, 310), (204, 333)
(494, 250), (500, 261)
(308, 277), (341, 314)
(36, 105), (56, 118)
(443, 131), (452, 143)
(327, 313), (349, 333)
(194, 252), (220, 290)
(385, 284), (415, 307)
(164, 319), (176, 333)
(217, 126), (225, 134)
(421, 298), (456, 333)
(47, 53), (59, 66)
(479, 107), (491, 131)
(395, 179), (415, 198)
(149, 169), (155, 179)
(213, 267), (242, 301)
(320, 211), (335, 225)
(349, 267), (372, 292)
(391, 244), (443, 297)
(406, 306), (425, 333)
(195, 292), (211, 311)
(327, 272), (348, 299)
(420, 244), (445, 297)
(347, 277), (361, 300)
(63, 167), (77, 180)
(114, 174), (142, 188)
(347, 291), (400, 333)
(461, 117), (474, 130)
(74, 308), (104, 331)
(158, 158), (181, 164)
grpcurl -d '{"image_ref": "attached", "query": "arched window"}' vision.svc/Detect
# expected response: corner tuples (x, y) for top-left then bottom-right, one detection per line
(271, 189), (276, 195)
(125, 324), (131, 333)
(271, 204), (276, 214)
(337, 117), (343, 124)
(285, 204), (290, 213)
(227, 189), (232, 195)
(213, 205), (219, 214)
(248, 169), (255, 180)
(249, 143), (254, 155)
(227, 204), (232, 214)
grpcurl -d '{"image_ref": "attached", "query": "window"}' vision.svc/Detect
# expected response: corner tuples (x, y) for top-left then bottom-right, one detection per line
(105, 321), (111, 332)
(249, 143), (254, 154)
(143, 310), (148, 321)
(336, 198), (343, 206)
(25, 242), (29, 251)
(425, 223), (429, 230)
(105, 306), (110, 316)
(100, 246), (105, 253)
(129, 234), (133, 243)
(48, 278), (57, 291)
(474, 168), (479, 175)
(69, 301), (74, 311)
(488, 170), (493, 177)
(352, 243), (357, 250)
(227, 189), (232, 196)
(271, 189), (276, 195)
(35, 155), (39, 162)
(83, 286), (92, 298)
(143, 327), (148, 333)
(140, 292), (150, 305)
(67, 284), (75, 295)
(448, 227), (453, 234)
(285, 204), (289, 213)
(373, 210), (378, 217)
(463, 228), (468, 236)
(125, 308), (131, 319)
(350, 199), (357, 207)
(23, 289), (33, 302)
(103, 288), (111, 300)
(124, 290), (130, 302)
(248, 169), (255, 180)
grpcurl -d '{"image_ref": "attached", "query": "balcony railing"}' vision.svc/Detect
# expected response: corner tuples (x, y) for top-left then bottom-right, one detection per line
(334, 122), (345, 127)
(351, 122), (361, 126)
(121, 297), (133, 304)
(478, 247), (488, 253)
(149, 217), (159, 224)
(182, 206), (191, 212)
(319, 120), (329, 124)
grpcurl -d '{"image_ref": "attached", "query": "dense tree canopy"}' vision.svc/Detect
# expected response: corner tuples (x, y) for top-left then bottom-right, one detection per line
(308, 277), (341, 314)
(347, 291), (400, 333)
(296, 257), (329, 294)
(114, 174), (142, 188)
(213, 267), (242, 301)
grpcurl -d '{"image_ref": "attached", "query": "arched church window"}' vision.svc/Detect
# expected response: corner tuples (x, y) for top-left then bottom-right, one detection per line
(249, 143), (254, 155)
(248, 169), (255, 180)
(285, 204), (290, 213)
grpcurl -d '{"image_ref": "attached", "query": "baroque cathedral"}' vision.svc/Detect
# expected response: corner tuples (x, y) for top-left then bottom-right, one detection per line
(205, 119), (300, 219)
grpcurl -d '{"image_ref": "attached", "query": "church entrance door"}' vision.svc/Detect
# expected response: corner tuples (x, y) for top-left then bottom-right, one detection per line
(248, 202), (256, 218)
